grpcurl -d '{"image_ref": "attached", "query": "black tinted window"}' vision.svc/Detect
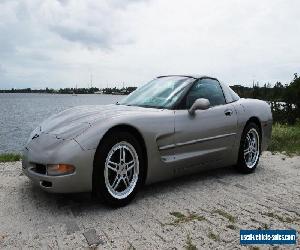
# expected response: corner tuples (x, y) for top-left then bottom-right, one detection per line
(185, 79), (225, 108)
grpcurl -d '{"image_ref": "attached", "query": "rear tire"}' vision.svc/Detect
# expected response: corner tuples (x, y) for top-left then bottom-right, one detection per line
(93, 131), (144, 207)
(236, 122), (261, 174)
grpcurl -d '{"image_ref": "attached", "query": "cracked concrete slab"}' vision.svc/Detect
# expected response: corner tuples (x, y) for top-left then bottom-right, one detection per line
(65, 220), (80, 235)
(83, 229), (103, 247)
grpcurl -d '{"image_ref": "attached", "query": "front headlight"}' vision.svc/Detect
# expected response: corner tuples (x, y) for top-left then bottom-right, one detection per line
(47, 164), (75, 176)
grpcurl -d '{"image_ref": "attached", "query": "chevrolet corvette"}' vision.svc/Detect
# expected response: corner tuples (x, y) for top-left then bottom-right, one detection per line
(22, 75), (272, 206)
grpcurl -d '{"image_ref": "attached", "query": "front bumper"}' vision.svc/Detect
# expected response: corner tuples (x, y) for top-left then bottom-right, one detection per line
(22, 133), (95, 193)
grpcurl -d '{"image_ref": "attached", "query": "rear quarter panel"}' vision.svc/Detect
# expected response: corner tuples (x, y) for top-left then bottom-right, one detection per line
(234, 98), (272, 153)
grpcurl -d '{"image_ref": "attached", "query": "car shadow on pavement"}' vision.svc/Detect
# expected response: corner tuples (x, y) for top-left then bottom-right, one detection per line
(139, 165), (249, 200)
(22, 164), (257, 215)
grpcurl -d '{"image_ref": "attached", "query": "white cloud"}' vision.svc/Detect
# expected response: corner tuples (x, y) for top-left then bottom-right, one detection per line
(0, 0), (299, 89)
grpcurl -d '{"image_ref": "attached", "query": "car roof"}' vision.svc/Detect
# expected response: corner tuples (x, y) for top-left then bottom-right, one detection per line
(156, 74), (218, 80)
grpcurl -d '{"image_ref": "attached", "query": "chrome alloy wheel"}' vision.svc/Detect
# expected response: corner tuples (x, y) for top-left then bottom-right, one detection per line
(243, 128), (260, 168)
(104, 141), (139, 199)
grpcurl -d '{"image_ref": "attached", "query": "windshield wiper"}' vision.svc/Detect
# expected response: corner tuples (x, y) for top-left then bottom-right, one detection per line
(121, 103), (163, 109)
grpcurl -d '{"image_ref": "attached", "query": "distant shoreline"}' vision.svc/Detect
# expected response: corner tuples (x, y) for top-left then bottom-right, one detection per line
(0, 92), (128, 95)
(0, 87), (137, 95)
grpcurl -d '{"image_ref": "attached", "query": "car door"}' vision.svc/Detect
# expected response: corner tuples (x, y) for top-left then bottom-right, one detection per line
(173, 78), (238, 175)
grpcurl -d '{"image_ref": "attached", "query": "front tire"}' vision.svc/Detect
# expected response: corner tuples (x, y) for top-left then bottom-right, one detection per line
(93, 131), (144, 207)
(236, 122), (261, 174)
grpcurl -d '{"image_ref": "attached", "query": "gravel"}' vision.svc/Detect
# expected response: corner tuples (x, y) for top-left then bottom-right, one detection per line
(0, 152), (299, 249)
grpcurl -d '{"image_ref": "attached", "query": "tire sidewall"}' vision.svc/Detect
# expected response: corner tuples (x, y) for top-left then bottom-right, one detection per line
(93, 131), (144, 207)
(237, 122), (261, 173)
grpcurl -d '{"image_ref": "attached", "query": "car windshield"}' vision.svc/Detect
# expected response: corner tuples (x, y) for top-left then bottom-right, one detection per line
(119, 76), (194, 109)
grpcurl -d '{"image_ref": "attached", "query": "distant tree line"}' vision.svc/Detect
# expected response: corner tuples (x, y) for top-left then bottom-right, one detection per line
(231, 73), (300, 124)
(58, 87), (100, 94)
(0, 86), (137, 95)
(102, 86), (137, 95)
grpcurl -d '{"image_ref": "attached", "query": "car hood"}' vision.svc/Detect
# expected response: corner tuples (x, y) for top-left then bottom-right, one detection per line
(39, 104), (147, 139)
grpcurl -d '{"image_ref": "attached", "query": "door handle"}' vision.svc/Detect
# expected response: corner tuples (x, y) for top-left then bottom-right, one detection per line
(224, 109), (233, 116)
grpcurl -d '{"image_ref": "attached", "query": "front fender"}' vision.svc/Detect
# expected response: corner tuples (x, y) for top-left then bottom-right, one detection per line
(75, 121), (113, 151)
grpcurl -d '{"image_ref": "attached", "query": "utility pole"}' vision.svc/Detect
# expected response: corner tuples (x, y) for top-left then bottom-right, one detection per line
(90, 73), (93, 88)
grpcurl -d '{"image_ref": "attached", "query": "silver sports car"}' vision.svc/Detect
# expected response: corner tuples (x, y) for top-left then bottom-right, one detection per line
(22, 75), (272, 206)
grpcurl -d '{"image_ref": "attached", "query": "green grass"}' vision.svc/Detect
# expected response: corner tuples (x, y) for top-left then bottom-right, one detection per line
(262, 212), (296, 223)
(185, 233), (197, 250)
(207, 231), (220, 242)
(269, 123), (300, 155)
(212, 209), (236, 223)
(226, 224), (236, 230)
(168, 211), (206, 226)
(0, 153), (22, 162)
(249, 247), (260, 250)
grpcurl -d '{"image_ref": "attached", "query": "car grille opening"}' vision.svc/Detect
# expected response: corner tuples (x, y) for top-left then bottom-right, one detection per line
(40, 180), (52, 188)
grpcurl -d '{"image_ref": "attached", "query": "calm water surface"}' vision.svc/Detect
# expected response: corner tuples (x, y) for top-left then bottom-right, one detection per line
(0, 93), (123, 153)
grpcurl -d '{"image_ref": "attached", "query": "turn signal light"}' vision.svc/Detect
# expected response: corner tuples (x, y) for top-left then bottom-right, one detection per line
(47, 164), (75, 176)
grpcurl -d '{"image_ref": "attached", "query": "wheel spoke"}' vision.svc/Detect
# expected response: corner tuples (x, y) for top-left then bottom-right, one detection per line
(246, 134), (251, 144)
(107, 161), (118, 171)
(244, 148), (251, 155)
(248, 152), (253, 163)
(112, 176), (121, 189)
(120, 146), (126, 162)
(123, 176), (130, 187)
(126, 160), (135, 171)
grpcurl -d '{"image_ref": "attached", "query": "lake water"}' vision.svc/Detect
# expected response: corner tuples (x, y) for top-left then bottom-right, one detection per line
(0, 93), (123, 153)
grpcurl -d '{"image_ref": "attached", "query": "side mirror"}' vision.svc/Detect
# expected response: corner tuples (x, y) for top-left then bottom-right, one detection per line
(188, 98), (210, 115)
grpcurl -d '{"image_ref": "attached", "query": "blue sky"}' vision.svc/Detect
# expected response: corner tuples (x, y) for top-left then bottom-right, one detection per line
(0, 0), (299, 89)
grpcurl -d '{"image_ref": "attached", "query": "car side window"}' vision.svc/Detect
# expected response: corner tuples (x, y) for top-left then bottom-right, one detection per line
(185, 79), (226, 109)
